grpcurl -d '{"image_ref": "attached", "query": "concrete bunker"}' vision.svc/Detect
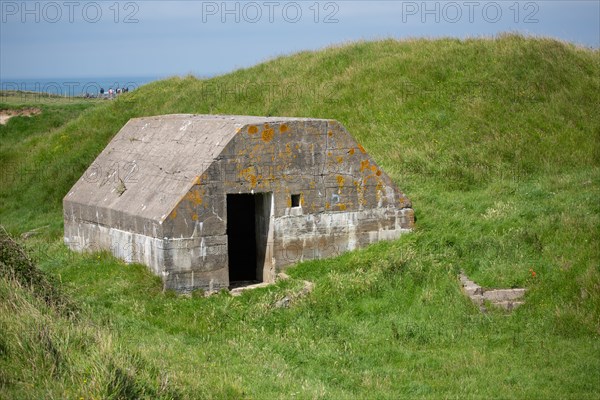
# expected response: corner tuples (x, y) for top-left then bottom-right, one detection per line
(64, 114), (414, 292)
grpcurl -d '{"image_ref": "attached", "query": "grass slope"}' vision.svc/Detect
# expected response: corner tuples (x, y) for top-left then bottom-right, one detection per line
(0, 34), (599, 398)
(0, 229), (180, 398)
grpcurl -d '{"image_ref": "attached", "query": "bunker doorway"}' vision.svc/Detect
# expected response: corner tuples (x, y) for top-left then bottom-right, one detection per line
(226, 192), (273, 286)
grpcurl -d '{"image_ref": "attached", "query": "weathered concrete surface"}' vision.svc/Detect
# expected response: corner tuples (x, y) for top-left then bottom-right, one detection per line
(459, 271), (526, 312)
(64, 114), (414, 292)
(483, 288), (527, 302)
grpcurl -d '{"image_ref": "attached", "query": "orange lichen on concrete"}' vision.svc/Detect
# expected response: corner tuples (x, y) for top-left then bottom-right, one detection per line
(375, 181), (384, 202)
(348, 148), (355, 155)
(185, 189), (203, 205)
(240, 167), (258, 188)
(362, 174), (379, 187)
(262, 127), (275, 142)
(353, 178), (366, 206)
(279, 124), (289, 133)
(191, 213), (198, 221)
(357, 185), (366, 206)
(360, 159), (370, 172)
(328, 130), (333, 137)
(358, 144), (366, 153)
(336, 175), (345, 187)
(248, 125), (258, 134)
(251, 143), (262, 154)
(337, 156), (344, 163)
(337, 203), (347, 211)
(169, 209), (177, 219)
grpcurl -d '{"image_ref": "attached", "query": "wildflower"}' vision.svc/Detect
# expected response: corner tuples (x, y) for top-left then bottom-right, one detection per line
(529, 268), (537, 278)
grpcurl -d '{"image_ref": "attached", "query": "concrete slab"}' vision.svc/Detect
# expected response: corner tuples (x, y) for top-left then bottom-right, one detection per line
(483, 289), (527, 302)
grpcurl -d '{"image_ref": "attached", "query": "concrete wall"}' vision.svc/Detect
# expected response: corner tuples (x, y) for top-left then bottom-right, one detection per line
(162, 119), (413, 291)
(63, 218), (229, 292)
(272, 207), (412, 266)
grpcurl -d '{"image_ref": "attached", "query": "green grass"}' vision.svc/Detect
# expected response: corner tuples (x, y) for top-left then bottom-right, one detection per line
(0, 229), (180, 399)
(0, 90), (104, 105)
(0, 34), (599, 398)
(0, 95), (103, 234)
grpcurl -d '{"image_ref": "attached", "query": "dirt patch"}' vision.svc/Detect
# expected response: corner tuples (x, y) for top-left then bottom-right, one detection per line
(0, 107), (42, 125)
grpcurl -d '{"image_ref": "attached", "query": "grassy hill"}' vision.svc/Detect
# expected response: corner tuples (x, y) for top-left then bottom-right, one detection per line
(1, 34), (599, 398)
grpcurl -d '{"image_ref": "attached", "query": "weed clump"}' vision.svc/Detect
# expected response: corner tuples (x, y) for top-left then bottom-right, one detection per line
(0, 227), (77, 317)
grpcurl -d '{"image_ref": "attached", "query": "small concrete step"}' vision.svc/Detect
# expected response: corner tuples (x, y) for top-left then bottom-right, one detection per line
(483, 288), (527, 302)
(464, 284), (483, 296)
(470, 294), (485, 306)
(459, 273), (471, 285)
(492, 300), (525, 311)
(230, 281), (273, 296)
(458, 271), (526, 312)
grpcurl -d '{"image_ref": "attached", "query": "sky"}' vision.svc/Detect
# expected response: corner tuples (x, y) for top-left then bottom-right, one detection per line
(0, 0), (599, 80)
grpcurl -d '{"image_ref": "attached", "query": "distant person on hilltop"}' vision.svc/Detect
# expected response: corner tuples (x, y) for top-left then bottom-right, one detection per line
(100, 88), (104, 97)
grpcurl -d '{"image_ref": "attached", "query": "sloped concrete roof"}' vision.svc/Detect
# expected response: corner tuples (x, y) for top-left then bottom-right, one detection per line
(65, 114), (328, 224)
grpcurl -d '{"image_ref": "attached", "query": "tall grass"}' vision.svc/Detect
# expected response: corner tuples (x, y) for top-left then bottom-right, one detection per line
(0, 229), (180, 399)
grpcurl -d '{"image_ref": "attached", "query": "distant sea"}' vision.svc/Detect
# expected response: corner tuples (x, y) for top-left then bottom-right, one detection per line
(0, 76), (161, 96)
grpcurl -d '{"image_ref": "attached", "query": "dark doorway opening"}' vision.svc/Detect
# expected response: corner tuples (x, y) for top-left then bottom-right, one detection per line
(226, 193), (272, 286)
(291, 194), (301, 208)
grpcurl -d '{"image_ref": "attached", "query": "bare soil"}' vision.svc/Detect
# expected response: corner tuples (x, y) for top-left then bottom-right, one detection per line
(0, 107), (42, 125)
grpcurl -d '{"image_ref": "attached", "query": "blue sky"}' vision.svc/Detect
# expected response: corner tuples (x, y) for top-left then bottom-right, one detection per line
(1, 1), (598, 79)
